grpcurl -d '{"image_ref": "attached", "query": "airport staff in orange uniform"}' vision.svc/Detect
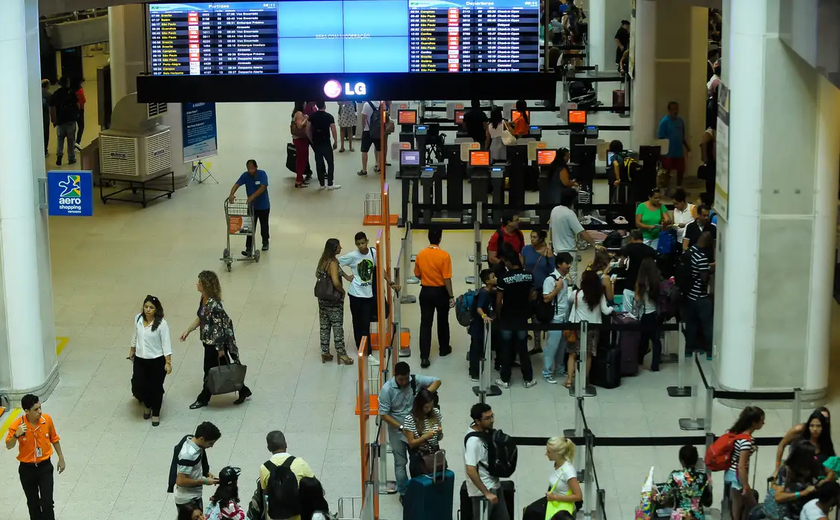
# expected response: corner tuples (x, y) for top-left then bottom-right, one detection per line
(413, 227), (454, 368)
(5, 394), (66, 520)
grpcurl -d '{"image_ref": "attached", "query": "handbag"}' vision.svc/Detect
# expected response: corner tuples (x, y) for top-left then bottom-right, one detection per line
(564, 292), (579, 343)
(501, 125), (517, 146)
(314, 262), (343, 301)
(413, 449), (448, 476)
(206, 354), (248, 395)
(545, 474), (575, 519)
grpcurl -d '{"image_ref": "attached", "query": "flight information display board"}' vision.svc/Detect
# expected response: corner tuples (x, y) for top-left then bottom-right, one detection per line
(147, 0), (540, 75)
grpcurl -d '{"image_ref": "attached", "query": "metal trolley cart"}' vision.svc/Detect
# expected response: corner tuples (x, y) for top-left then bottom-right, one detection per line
(221, 199), (260, 271)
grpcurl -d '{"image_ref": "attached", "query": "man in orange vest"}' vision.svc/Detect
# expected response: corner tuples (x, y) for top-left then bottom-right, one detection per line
(4, 394), (66, 520)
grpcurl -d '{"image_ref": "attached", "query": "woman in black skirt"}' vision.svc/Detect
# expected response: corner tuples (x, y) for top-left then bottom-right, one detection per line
(180, 270), (252, 409)
(129, 295), (172, 426)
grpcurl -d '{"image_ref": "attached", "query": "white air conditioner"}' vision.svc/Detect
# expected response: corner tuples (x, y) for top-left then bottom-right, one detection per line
(99, 93), (173, 180)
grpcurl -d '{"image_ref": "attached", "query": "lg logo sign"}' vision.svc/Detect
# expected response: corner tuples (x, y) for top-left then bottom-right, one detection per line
(323, 80), (367, 99)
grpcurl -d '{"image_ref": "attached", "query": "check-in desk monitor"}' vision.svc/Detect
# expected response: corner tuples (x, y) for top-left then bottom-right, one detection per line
(398, 110), (417, 125)
(586, 125), (598, 138)
(568, 109), (587, 125)
(537, 149), (556, 166)
(529, 126), (542, 139)
(454, 110), (465, 124)
(469, 150), (490, 167)
(401, 150), (421, 167)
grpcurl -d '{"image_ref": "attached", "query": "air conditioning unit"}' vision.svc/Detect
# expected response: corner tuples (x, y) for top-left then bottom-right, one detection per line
(99, 93), (173, 180)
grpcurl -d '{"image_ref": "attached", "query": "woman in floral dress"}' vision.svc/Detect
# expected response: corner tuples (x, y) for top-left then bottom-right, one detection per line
(338, 101), (356, 152)
(654, 445), (712, 519)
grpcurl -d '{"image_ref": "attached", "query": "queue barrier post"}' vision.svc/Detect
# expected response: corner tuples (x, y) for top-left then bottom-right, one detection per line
(569, 321), (596, 398)
(666, 322), (691, 397)
(679, 353), (707, 431)
(594, 488), (606, 520)
(404, 187), (420, 290)
(582, 431), (595, 520)
(792, 388), (802, 428)
(473, 321), (502, 400)
(466, 202), (483, 286)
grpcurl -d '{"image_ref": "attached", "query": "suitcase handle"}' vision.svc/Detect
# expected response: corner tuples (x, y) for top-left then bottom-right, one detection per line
(431, 450), (447, 484)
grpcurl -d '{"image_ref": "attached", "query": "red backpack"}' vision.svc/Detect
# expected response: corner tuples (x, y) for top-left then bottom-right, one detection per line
(704, 432), (750, 471)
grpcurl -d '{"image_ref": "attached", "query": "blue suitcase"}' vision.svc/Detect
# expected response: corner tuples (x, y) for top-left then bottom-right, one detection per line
(403, 469), (455, 520)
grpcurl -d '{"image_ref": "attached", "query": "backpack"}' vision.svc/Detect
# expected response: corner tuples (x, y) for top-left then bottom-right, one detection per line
(264, 457), (300, 519)
(56, 89), (78, 123)
(367, 102), (394, 137)
(704, 432), (751, 471)
(603, 231), (623, 250)
(533, 273), (560, 323)
(657, 279), (680, 322)
(657, 229), (678, 255)
(464, 429), (518, 478)
(455, 289), (477, 327)
(310, 113), (330, 143)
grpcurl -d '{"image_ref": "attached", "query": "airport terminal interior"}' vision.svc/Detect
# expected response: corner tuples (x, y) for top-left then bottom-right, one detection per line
(3, 1), (840, 520)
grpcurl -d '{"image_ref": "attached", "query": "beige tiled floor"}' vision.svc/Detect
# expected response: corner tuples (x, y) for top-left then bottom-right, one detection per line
(4, 50), (840, 520)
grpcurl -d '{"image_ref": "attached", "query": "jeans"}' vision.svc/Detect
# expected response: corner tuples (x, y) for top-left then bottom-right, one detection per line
(683, 297), (714, 354)
(55, 122), (76, 160)
(389, 427), (409, 495)
(19, 460), (54, 520)
(42, 112), (49, 153)
(638, 312), (662, 370)
(196, 343), (251, 404)
(245, 208), (270, 251)
(499, 327), (532, 383)
(543, 323), (568, 378)
(622, 288), (635, 313)
(419, 286), (451, 360)
(312, 141), (335, 186)
(348, 294), (374, 354)
(471, 488), (510, 520)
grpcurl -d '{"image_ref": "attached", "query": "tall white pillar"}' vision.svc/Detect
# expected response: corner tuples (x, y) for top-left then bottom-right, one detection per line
(630, 0), (656, 149)
(587, 0), (607, 71)
(714, 0), (837, 399)
(601, 0), (632, 72)
(0, 0), (59, 400)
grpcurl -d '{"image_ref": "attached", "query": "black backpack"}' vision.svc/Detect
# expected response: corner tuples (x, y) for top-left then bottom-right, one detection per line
(264, 457), (300, 519)
(533, 273), (560, 323)
(464, 429), (518, 478)
(56, 89), (78, 123)
(310, 113), (330, 143)
(368, 102), (384, 137)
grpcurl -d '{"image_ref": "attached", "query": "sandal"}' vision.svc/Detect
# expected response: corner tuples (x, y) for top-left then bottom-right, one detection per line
(563, 379), (573, 389)
(339, 148), (345, 153)
(295, 183), (308, 189)
(151, 417), (160, 427)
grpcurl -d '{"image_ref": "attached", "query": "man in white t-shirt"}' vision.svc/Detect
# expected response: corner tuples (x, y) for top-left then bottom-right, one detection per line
(800, 480), (840, 520)
(541, 252), (573, 384)
(671, 188), (695, 244)
(464, 403), (509, 520)
(339, 231), (377, 364)
(549, 189), (594, 284)
(358, 100), (382, 176)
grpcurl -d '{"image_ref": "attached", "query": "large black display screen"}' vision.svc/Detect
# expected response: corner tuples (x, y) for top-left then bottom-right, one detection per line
(148, 0), (540, 75)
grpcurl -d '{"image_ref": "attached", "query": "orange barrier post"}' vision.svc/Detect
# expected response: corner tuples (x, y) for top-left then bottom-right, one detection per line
(358, 337), (368, 500)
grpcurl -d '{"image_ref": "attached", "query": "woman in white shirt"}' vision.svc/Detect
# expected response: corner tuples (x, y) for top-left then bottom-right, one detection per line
(565, 271), (613, 388)
(486, 107), (514, 163)
(545, 437), (581, 515)
(129, 295), (172, 426)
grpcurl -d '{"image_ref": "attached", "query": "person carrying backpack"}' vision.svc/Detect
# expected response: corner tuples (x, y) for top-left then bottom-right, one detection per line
(464, 403), (512, 520)
(258, 431), (316, 520)
(48, 76), (79, 166)
(468, 269), (497, 382)
(358, 100), (386, 176)
(540, 252), (573, 384)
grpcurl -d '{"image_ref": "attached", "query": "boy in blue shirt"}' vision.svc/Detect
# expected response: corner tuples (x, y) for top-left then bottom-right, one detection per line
(228, 159), (270, 256)
(658, 101), (691, 189)
(469, 269), (496, 382)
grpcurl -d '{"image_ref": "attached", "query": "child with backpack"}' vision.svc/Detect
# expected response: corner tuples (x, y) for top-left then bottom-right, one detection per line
(468, 269), (496, 382)
(206, 466), (245, 520)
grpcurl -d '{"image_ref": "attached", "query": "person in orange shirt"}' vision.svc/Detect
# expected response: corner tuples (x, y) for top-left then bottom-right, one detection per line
(512, 100), (531, 138)
(5, 394), (66, 520)
(413, 227), (454, 368)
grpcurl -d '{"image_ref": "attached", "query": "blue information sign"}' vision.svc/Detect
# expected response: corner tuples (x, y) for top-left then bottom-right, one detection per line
(182, 102), (218, 163)
(47, 170), (93, 216)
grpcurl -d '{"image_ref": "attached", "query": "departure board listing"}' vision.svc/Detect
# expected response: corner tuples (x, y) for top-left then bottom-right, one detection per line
(148, 0), (540, 75)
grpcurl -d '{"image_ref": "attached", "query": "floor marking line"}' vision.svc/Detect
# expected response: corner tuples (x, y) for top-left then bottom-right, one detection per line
(0, 407), (22, 439)
(56, 337), (69, 356)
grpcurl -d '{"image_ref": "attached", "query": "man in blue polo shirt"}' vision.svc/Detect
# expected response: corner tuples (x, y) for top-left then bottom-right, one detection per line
(228, 159), (270, 256)
(658, 101), (691, 190)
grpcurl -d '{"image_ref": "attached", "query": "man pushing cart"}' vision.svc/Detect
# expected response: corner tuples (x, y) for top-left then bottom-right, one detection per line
(222, 159), (271, 271)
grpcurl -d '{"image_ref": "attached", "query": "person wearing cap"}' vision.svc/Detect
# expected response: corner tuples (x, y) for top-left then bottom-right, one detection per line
(209, 466), (245, 519)
(5, 393), (66, 520)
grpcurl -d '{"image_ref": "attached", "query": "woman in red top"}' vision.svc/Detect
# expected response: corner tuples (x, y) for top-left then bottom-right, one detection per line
(71, 77), (86, 151)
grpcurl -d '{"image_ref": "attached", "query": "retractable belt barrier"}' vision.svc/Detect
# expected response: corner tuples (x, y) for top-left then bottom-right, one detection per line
(418, 121), (632, 132)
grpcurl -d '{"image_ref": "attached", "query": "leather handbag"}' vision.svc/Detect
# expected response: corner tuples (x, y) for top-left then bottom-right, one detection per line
(415, 449), (448, 475)
(314, 262), (343, 301)
(206, 356), (247, 395)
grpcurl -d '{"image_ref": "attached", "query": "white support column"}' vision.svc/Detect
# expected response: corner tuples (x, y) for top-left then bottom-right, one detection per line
(630, 0), (656, 149)
(0, 0), (59, 400)
(587, 0), (607, 71)
(108, 4), (147, 107)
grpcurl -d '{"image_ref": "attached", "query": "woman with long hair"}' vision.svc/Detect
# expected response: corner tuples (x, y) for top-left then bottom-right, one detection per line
(208, 467), (245, 519)
(290, 101), (310, 188)
(177, 503), (205, 520)
(776, 408), (832, 476)
(512, 100), (530, 138)
(181, 270), (252, 409)
(635, 257), (663, 371)
(800, 410), (835, 464)
(403, 388), (444, 477)
(129, 295), (172, 426)
(299, 477), (331, 520)
(565, 270), (613, 388)
(654, 445), (711, 520)
(486, 107), (513, 163)
(551, 147), (577, 203)
(726, 406), (765, 520)
(635, 188), (671, 249)
(767, 441), (823, 520)
(316, 238), (353, 365)
(586, 247), (614, 301)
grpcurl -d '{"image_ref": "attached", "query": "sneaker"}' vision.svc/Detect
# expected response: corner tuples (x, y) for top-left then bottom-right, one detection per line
(328, 184), (342, 190)
(470, 377), (480, 383)
(544, 376), (558, 385)
(74, 142), (82, 151)
(319, 185), (326, 191)
(261, 243), (269, 251)
(357, 170), (368, 176)
(524, 380), (537, 388)
(241, 250), (252, 257)
(494, 378), (510, 389)
(368, 355), (380, 366)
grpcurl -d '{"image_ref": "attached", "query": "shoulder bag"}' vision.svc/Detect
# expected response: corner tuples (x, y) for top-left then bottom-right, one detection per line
(314, 261), (343, 301)
(206, 353), (247, 395)
(501, 122), (517, 146)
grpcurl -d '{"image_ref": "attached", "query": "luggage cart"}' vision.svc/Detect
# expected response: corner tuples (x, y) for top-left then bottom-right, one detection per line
(221, 199), (260, 271)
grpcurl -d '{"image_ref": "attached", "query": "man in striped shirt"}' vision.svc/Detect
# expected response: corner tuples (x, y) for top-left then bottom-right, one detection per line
(683, 231), (715, 358)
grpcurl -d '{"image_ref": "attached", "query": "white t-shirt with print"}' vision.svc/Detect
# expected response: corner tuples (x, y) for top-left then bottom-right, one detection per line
(339, 248), (376, 298)
(800, 499), (828, 520)
(464, 427), (499, 497)
(548, 460), (577, 497)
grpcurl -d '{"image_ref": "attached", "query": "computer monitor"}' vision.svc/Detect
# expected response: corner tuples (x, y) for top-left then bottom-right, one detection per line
(568, 110), (587, 125)
(415, 125), (427, 136)
(469, 150), (490, 167)
(398, 109), (417, 125)
(400, 149), (420, 166)
(537, 149), (556, 166)
(454, 110), (465, 124)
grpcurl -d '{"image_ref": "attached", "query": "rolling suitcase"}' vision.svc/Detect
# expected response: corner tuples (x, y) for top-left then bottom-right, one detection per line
(459, 480), (515, 520)
(404, 467), (454, 520)
(612, 313), (641, 376)
(590, 346), (621, 389)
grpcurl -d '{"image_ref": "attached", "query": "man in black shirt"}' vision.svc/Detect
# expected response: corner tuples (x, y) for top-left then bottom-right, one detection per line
(614, 20), (630, 67)
(618, 230), (657, 312)
(683, 205), (717, 250)
(48, 76), (79, 166)
(307, 101), (339, 190)
(494, 248), (535, 388)
(461, 99), (488, 146)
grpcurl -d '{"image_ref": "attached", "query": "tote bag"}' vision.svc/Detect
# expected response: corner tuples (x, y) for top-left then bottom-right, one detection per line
(206, 356), (248, 395)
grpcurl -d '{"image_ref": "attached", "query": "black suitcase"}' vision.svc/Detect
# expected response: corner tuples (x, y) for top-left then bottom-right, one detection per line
(459, 481), (515, 520)
(590, 347), (621, 389)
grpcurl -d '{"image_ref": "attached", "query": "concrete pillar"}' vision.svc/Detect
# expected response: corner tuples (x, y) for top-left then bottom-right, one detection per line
(630, 0), (656, 149)
(0, 0), (59, 401)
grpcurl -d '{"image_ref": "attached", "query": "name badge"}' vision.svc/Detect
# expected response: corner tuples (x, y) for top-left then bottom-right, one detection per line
(36, 447), (42, 458)
(255, 181), (261, 185)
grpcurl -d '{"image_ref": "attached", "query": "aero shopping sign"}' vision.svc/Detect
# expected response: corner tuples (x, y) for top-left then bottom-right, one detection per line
(324, 80), (367, 99)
